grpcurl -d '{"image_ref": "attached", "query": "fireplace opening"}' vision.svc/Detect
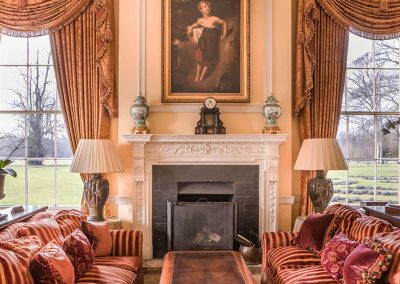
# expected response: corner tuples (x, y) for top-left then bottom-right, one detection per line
(177, 181), (234, 202)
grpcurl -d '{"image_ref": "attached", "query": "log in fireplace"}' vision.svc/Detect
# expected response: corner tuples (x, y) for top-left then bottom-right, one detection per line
(167, 201), (237, 251)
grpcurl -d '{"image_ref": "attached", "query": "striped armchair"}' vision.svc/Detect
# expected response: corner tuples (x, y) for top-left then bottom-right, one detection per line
(261, 204), (400, 284)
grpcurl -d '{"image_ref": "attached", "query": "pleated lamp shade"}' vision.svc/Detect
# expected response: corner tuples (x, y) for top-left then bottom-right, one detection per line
(70, 139), (124, 173)
(294, 138), (348, 171)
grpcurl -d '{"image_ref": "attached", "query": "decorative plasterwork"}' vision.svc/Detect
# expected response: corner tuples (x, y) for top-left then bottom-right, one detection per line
(123, 134), (288, 259)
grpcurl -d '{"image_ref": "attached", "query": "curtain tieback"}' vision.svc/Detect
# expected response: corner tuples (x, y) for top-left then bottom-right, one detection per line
(379, 0), (389, 11)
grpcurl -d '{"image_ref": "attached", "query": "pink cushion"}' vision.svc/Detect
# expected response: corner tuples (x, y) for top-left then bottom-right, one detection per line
(343, 239), (392, 283)
(30, 240), (75, 284)
(82, 220), (112, 257)
(53, 209), (87, 237)
(320, 233), (359, 281)
(16, 218), (64, 246)
(0, 236), (43, 284)
(294, 213), (339, 253)
(62, 228), (94, 280)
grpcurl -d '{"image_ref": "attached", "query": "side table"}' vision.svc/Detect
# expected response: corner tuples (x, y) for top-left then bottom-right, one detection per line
(293, 215), (308, 232)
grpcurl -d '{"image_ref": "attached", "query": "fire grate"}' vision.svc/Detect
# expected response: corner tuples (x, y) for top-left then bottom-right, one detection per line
(167, 201), (237, 251)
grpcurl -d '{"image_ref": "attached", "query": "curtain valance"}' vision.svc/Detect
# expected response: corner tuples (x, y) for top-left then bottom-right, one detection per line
(0, 0), (92, 37)
(317, 0), (400, 40)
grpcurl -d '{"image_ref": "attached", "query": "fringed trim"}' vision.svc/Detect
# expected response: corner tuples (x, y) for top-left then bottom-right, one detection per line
(0, 27), (48, 38)
(349, 26), (400, 40)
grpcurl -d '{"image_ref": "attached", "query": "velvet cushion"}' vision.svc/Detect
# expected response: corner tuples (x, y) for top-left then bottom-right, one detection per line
(320, 233), (360, 281)
(30, 240), (75, 284)
(324, 204), (362, 234)
(0, 236), (43, 284)
(343, 239), (392, 284)
(63, 228), (94, 280)
(53, 209), (87, 237)
(82, 220), (112, 257)
(16, 218), (64, 246)
(294, 213), (339, 253)
(373, 230), (400, 283)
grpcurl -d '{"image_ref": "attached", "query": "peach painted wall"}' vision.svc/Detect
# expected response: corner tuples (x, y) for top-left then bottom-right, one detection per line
(112, 0), (301, 231)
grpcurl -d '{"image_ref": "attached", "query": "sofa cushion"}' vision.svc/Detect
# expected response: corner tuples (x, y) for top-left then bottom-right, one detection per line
(30, 240), (75, 284)
(349, 216), (393, 243)
(343, 239), (392, 284)
(324, 203), (362, 234)
(94, 256), (142, 273)
(27, 211), (54, 222)
(75, 265), (139, 283)
(276, 266), (337, 284)
(266, 246), (321, 276)
(0, 236), (43, 284)
(62, 228), (94, 280)
(373, 230), (400, 284)
(0, 222), (25, 242)
(294, 213), (339, 253)
(82, 220), (112, 257)
(54, 209), (87, 237)
(320, 232), (359, 281)
(16, 218), (64, 246)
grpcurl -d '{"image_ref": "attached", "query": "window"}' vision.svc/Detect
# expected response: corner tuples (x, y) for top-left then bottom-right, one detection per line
(329, 33), (400, 205)
(0, 34), (82, 207)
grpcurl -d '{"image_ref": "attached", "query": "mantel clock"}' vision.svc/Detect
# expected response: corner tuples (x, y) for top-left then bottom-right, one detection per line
(195, 97), (226, 134)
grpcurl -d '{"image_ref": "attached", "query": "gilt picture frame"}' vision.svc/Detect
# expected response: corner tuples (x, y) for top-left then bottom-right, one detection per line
(162, 0), (250, 103)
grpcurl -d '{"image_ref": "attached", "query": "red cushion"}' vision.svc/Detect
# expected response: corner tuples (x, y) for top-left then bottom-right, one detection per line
(53, 209), (87, 237)
(30, 240), (75, 284)
(82, 220), (112, 257)
(16, 218), (64, 246)
(62, 228), (94, 280)
(320, 233), (359, 281)
(324, 204), (362, 234)
(373, 230), (400, 283)
(0, 236), (43, 284)
(349, 216), (393, 243)
(343, 239), (392, 283)
(294, 213), (339, 253)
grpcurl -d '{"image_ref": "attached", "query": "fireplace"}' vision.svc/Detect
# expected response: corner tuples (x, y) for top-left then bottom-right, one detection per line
(123, 134), (288, 259)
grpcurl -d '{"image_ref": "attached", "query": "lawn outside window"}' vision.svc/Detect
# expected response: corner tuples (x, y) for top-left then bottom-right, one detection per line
(329, 33), (400, 205)
(0, 34), (82, 208)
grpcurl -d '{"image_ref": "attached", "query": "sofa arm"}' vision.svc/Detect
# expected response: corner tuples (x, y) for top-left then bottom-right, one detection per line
(110, 230), (143, 258)
(261, 231), (298, 272)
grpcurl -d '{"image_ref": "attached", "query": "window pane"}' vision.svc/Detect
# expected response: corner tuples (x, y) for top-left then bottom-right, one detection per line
(347, 161), (375, 204)
(328, 169), (347, 203)
(376, 161), (399, 204)
(27, 66), (57, 111)
(375, 39), (400, 68)
(347, 34), (373, 68)
(0, 66), (28, 111)
(28, 36), (52, 65)
(348, 115), (374, 159)
(0, 160), (26, 205)
(56, 160), (83, 206)
(56, 114), (72, 158)
(346, 69), (374, 111)
(337, 115), (347, 157)
(378, 116), (400, 159)
(0, 114), (25, 158)
(27, 113), (55, 159)
(28, 159), (55, 205)
(0, 35), (27, 65)
(375, 70), (399, 112)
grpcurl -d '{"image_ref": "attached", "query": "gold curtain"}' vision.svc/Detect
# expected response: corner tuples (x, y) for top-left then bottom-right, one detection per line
(296, 0), (349, 215)
(0, 0), (91, 37)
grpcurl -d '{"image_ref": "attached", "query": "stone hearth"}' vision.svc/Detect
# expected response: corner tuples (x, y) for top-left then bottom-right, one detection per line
(123, 134), (288, 259)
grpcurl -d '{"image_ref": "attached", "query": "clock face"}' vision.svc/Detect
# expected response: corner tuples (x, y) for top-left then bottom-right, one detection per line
(204, 97), (217, 109)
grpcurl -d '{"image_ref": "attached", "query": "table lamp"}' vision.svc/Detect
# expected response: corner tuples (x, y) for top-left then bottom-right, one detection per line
(71, 139), (124, 221)
(294, 138), (348, 213)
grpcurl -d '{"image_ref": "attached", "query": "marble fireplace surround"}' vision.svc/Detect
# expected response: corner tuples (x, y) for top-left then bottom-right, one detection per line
(123, 134), (289, 259)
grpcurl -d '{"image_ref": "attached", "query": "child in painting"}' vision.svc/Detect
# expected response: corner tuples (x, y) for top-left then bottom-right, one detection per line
(187, 0), (227, 83)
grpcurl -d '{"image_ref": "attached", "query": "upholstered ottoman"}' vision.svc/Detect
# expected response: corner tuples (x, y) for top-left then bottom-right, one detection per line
(160, 251), (256, 284)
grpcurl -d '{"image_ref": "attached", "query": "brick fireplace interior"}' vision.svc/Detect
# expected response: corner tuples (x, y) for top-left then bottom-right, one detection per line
(152, 165), (259, 258)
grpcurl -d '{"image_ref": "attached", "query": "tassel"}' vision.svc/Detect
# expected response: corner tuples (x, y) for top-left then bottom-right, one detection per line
(379, 0), (389, 11)
(312, 8), (320, 21)
(17, 0), (27, 8)
(104, 27), (113, 41)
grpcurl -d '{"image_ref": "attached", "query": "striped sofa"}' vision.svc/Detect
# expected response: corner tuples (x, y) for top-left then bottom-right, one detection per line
(0, 210), (143, 284)
(261, 204), (400, 284)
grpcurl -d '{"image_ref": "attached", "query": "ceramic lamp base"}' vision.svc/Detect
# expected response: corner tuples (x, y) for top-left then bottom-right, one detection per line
(308, 170), (333, 213)
(84, 174), (109, 222)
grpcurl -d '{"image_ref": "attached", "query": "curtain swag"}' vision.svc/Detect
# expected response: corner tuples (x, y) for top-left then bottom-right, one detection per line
(0, 0), (92, 37)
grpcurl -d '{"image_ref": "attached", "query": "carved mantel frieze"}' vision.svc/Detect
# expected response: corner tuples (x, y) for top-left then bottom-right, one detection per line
(123, 134), (289, 259)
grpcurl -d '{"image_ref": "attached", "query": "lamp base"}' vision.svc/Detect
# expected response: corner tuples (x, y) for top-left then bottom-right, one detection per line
(131, 126), (149, 135)
(84, 174), (109, 222)
(262, 126), (280, 134)
(308, 170), (333, 213)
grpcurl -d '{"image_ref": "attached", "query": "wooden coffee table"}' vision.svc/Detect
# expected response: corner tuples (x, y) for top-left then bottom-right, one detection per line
(160, 251), (256, 284)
